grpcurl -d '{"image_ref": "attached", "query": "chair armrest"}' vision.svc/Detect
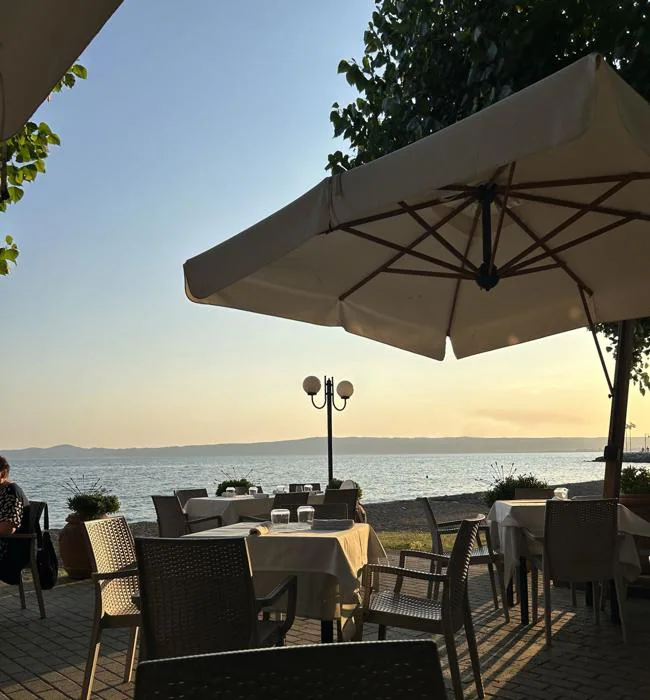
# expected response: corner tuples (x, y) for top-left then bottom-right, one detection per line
(365, 563), (447, 584)
(399, 549), (450, 566)
(522, 528), (543, 544)
(187, 515), (223, 531)
(255, 575), (297, 609)
(257, 576), (298, 637)
(92, 568), (138, 582)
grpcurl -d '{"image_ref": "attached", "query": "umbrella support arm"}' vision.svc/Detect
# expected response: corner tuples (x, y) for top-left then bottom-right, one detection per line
(603, 319), (635, 498)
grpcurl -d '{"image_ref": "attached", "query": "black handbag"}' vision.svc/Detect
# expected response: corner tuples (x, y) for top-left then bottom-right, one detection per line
(36, 503), (58, 590)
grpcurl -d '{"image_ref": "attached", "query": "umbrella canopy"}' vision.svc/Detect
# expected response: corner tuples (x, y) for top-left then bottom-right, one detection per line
(0, 0), (123, 141)
(185, 54), (650, 362)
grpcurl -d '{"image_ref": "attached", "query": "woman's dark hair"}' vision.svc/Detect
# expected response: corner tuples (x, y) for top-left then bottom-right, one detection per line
(0, 456), (10, 479)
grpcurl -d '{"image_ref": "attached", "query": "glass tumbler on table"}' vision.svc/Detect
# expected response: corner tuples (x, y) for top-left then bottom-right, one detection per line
(553, 487), (569, 500)
(303, 484), (313, 493)
(297, 505), (315, 527)
(225, 487), (236, 498)
(270, 508), (290, 529)
(248, 486), (258, 496)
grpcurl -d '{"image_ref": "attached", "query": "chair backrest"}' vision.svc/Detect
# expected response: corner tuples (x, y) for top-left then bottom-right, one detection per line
(83, 516), (138, 616)
(324, 488), (358, 521)
(417, 497), (444, 554)
(339, 479), (357, 490)
(135, 537), (258, 660)
(135, 640), (447, 700)
(544, 499), (619, 581)
(273, 492), (309, 521)
(16, 500), (45, 537)
(313, 503), (348, 520)
(174, 488), (208, 508)
(151, 495), (188, 538)
(514, 487), (555, 500)
(444, 516), (482, 623)
(289, 482), (321, 493)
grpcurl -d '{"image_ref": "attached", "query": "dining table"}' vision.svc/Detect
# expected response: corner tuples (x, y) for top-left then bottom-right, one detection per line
(487, 499), (650, 625)
(184, 492), (325, 526)
(184, 520), (386, 642)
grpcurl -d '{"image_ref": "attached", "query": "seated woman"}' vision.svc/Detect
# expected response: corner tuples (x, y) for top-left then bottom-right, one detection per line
(0, 456), (30, 584)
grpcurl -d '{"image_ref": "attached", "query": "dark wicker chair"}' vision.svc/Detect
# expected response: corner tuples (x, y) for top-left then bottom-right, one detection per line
(418, 497), (508, 621)
(324, 488), (360, 522)
(135, 640), (447, 699)
(360, 517), (485, 700)
(272, 492), (309, 521)
(289, 483), (321, 492)
(533, 499), (626, 645)
(173, 488), (208, 509)
(134, 537), (297, 659)
(81, 517), (141, 700)
(151, 495), (222, 537)
(514, 488), (555, 500)
(313, 503), (348, 519)
(0, 500), (47, 619)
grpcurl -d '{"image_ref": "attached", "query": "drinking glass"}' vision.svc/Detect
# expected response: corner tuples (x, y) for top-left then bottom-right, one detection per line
(554, 487), (569, 500)
(248, 486), (259, 496)
(270, 508), (290, 528)
(297, 505), (315, 526)
(225, 487), (236, 498)
(303, 484), (313, 493)
(276, 484), (287, 494)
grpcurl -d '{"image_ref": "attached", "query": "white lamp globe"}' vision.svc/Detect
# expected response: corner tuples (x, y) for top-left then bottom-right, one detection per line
(336, 380), (354, 399)
(302, 376), (322, 396)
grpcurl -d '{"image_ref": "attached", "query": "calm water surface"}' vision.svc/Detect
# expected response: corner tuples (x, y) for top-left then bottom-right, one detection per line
(9, 452), (604, 527)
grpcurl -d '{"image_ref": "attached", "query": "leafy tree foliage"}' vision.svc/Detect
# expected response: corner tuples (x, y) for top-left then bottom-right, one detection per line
(328, 0), (650, 392)
(0, 63), (87, 275)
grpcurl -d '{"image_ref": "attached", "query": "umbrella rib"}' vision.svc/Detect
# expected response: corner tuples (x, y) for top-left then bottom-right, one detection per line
(397, 199), (479, 272)
(384, 268), (473, 279)
(579, 287), (614, 396)
(338, 198), (473, 302)
(508, 216), (632, 274)
(446, 203), (481, 338)
(501, 262), (561, 277)
(504, 172), (650, 189)
(500, 178), (634, 272)
(491, 162), (516, 268)
(500, 200), (593, 295)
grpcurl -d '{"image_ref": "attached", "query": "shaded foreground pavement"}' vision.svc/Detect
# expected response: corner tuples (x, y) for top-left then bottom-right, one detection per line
(1, 554), (649, 699)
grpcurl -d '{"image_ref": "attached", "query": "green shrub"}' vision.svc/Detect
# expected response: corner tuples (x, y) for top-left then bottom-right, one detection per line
(64, 476), (120, 520)
(621, 466), (650, 494)
(483, 463), (548, 506)
(216, 478), (253, 496)
(327, 478), (363, 500)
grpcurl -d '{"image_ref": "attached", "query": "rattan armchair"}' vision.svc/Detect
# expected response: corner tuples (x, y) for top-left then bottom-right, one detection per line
(81, 517), (141, 700)
(359, 516), (484, 700)
(151, 494), (222, 537)
(324, 487), (360, 522)
(272, 492), (309, 521)
(173, 488), (208, 509)
(418, 497), (508, 622)
(532, 499), (627, 645)
(134, 536), (297, 659)
(135, 640), (446, 699)
(0, 500), (47, 619)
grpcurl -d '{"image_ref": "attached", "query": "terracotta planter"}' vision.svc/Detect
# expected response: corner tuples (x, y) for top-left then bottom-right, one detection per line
(59, 513), (107, 579)
(620, 493), (650, 575)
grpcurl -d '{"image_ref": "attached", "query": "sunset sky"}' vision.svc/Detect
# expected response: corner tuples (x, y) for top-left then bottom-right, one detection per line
(2, 0), (649, 450)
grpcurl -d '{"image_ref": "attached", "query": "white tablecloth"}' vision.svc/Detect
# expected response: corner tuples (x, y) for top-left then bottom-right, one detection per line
(185, 493), (325, 526)
(487, 499), (650, 583)
(184, 522), (386, 626)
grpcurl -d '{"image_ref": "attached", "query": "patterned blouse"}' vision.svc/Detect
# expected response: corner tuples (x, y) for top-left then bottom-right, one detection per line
(0, 482), (26, 558)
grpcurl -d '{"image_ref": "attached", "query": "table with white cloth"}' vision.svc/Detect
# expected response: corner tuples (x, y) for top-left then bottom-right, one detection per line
(486, 499), (650, 625)
(185, 493), (325, 526)
(184, 521), (386, 641)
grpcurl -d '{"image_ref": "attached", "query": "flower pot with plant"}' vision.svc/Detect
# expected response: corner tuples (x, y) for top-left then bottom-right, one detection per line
(59, 477), (120, 579)
(620, 466), (650, 575)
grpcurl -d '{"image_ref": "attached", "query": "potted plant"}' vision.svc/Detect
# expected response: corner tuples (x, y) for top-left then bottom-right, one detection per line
(620, 466), (650, 575)
(59, 477), (120, 579)
(216, 478), (253, 496)
(483, 463), (549, 506)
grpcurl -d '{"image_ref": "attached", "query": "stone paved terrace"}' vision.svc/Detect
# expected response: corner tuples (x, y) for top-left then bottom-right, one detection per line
(1, 559), (649, 699)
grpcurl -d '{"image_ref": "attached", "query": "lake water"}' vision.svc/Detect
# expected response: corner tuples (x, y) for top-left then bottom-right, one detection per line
(8, 452), (605, 527)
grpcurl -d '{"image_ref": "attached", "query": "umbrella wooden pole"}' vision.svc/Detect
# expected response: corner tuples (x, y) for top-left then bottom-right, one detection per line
(603, 320), (635, 498)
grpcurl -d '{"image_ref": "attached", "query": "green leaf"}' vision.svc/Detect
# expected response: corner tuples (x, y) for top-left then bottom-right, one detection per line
(2, 248), (18, 262)
(8, 187), (23, 203)
(70, 64), (88, 79)
(63, 73), (76, 89)
(5, 235), (13, 245)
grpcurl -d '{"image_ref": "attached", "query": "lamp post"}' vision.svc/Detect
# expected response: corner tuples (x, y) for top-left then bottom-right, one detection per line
(302, 375), (354, 484)
(625, 421), (636, 453)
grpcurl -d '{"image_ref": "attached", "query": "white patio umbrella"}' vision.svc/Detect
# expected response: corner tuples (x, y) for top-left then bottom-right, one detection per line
(184, 54), (650, 496)
(0, 0), (123, 141)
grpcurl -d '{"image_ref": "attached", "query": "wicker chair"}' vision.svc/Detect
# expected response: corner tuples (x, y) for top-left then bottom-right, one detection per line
(81, 517), (141, 700)
(313, 503), (348, 519)
(418, 497), (508, 622)
(514, 488), (555, 500)
(324, 488), (360, 522)
(289, 482), (321, 492)
(0, 500), (47, 619)
(531, 499), (627, 645)
(135, 639), (446, 699)
(134, 536), (297, 659)
(273, 492), (309, 521)
(173, 488), (208, 509)
(151, 495), (222, 537)
(359, 516), (485, 700)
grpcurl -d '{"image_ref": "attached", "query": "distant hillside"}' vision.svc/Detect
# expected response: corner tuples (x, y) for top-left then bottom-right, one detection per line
(2, 436), (607, 460)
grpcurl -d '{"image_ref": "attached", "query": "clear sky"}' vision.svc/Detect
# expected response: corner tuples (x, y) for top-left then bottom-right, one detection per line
(2, 0), (649, 450)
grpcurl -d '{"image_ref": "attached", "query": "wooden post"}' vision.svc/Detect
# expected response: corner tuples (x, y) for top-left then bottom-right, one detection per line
(603, 320), (636, 498)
